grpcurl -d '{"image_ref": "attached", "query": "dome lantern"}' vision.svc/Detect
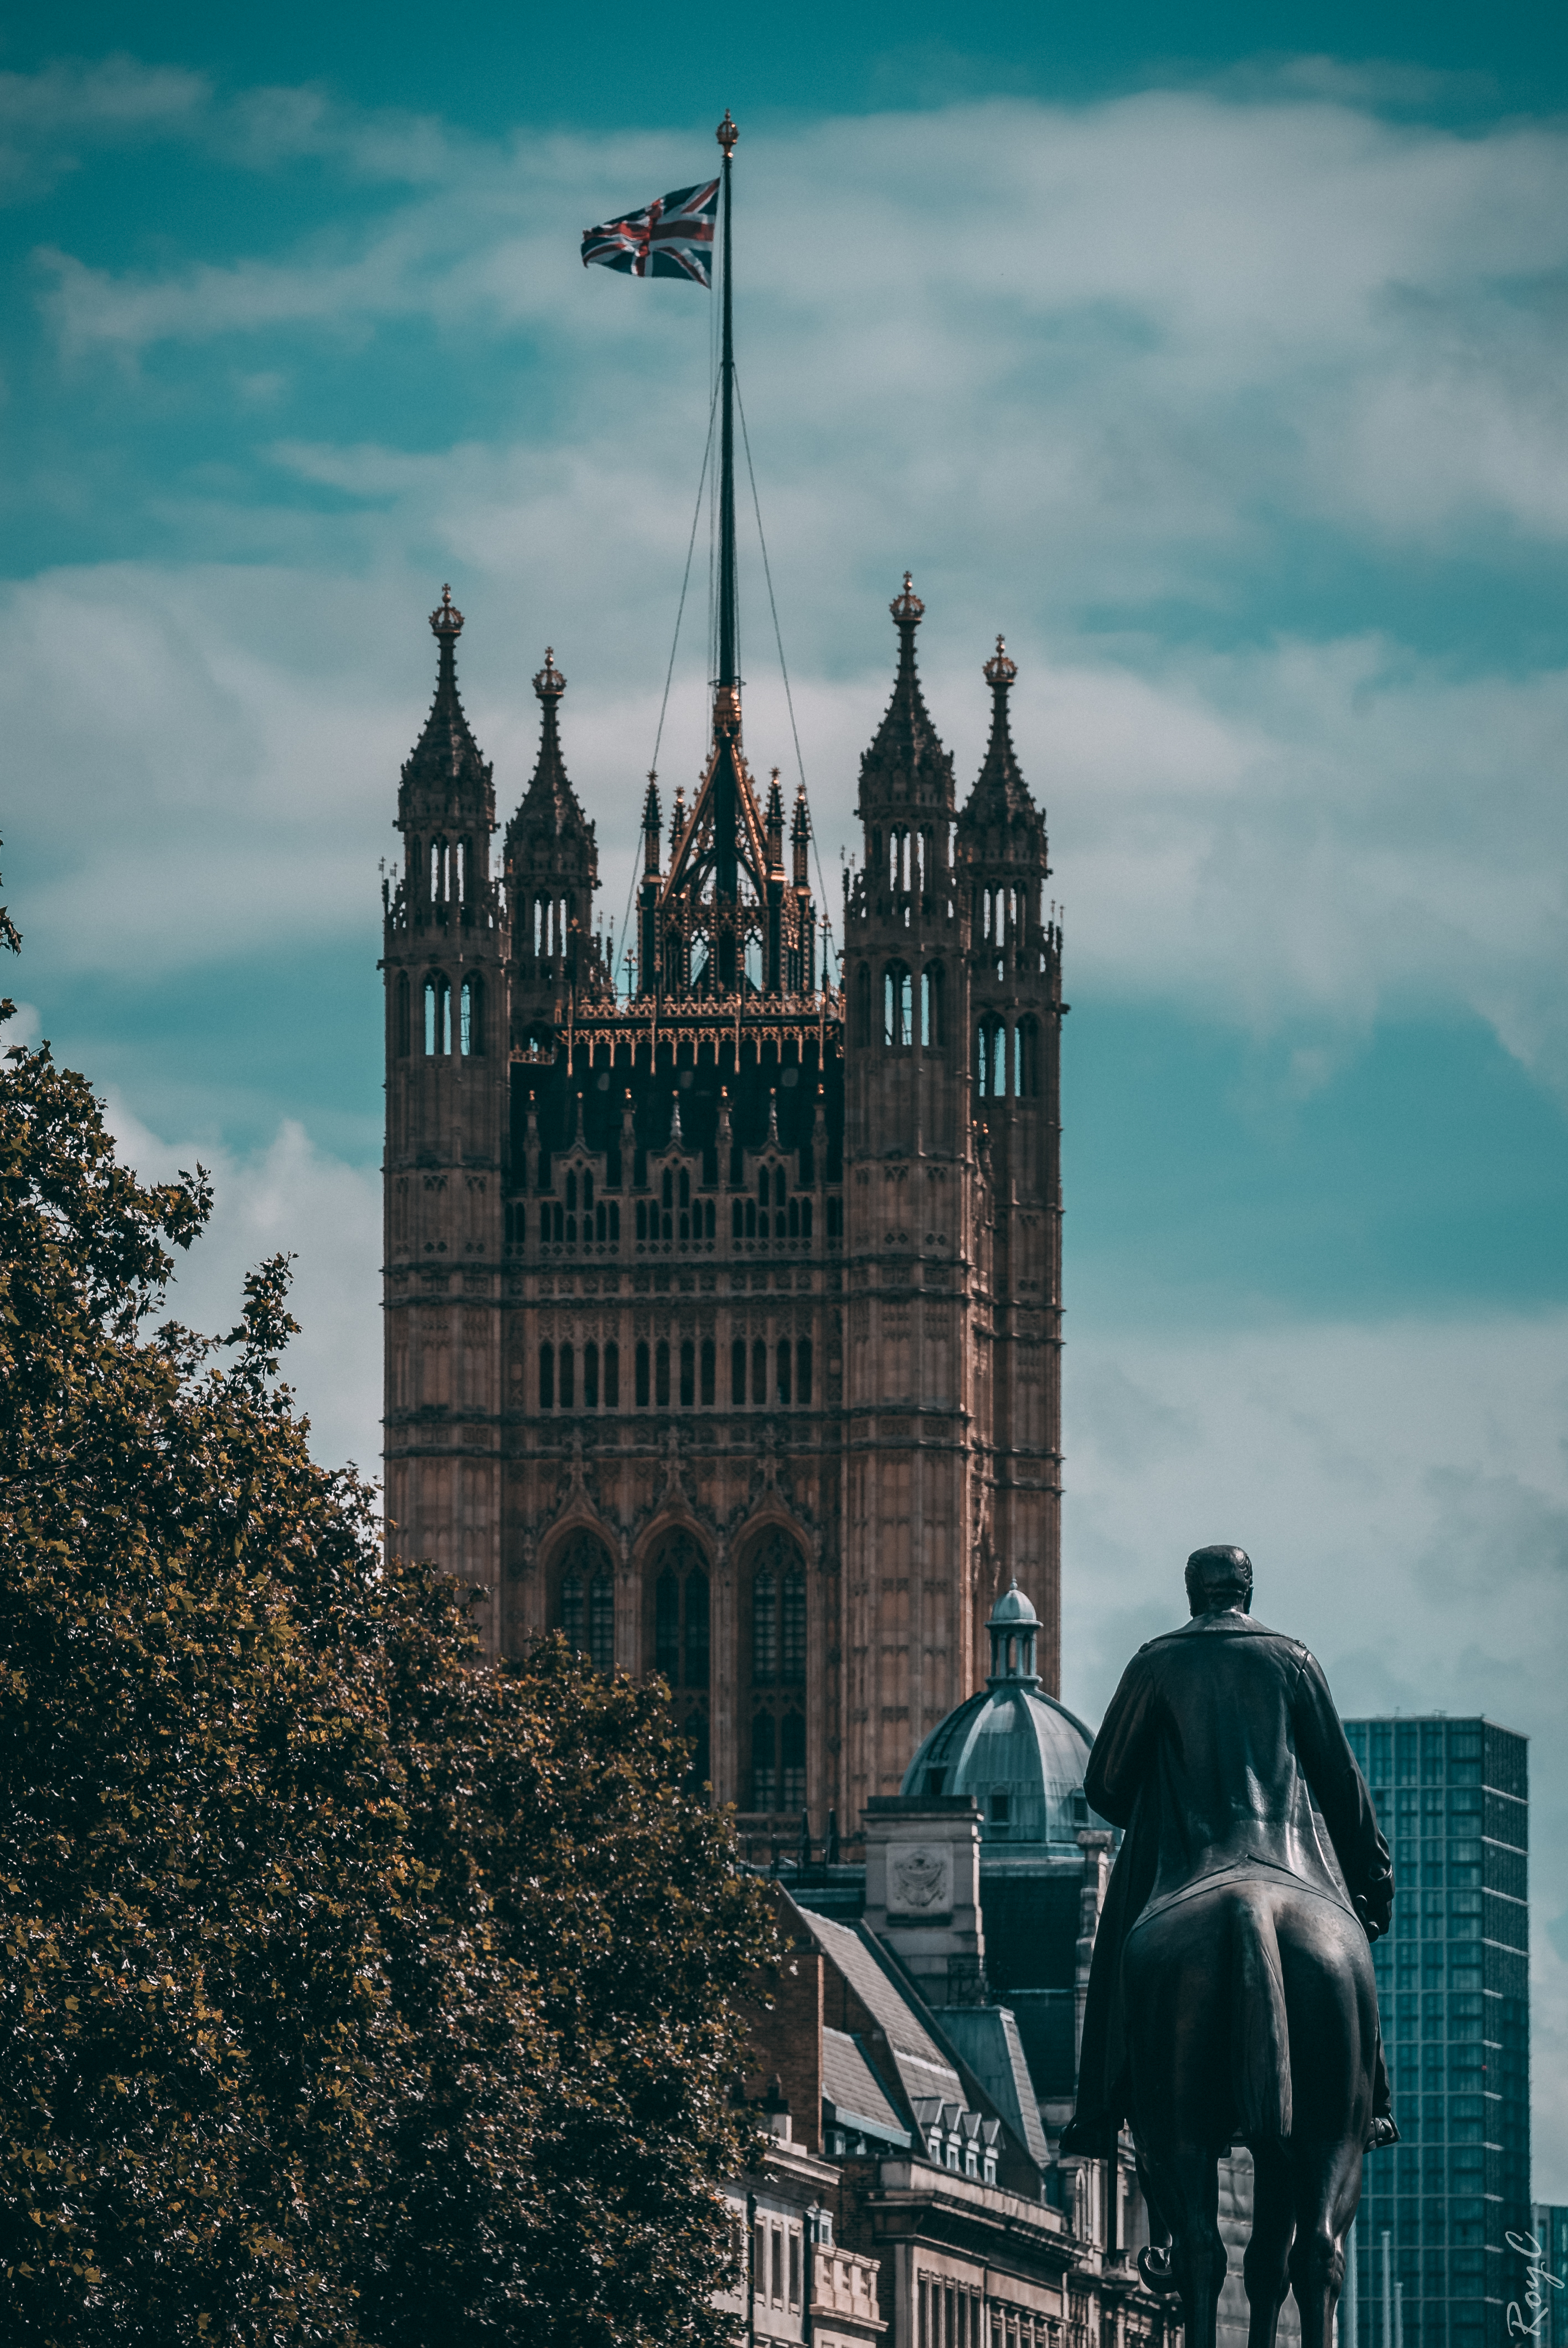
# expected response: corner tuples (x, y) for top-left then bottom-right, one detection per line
(987, 1578), (1040, 1689)
(900, 1580), (1100, 1848)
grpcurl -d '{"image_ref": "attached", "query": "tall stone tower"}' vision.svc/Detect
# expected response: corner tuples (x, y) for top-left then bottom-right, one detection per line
(380, 574), (1065, 1833)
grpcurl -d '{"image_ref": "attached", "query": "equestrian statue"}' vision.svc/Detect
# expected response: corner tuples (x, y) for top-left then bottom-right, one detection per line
(1061, 1544), (1397, 2348)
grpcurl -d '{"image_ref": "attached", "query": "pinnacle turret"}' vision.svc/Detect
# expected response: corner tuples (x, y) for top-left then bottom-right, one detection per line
(506, 648), (596, 879)
(857, 572), (955, 818)
(958, 635), (1047, 873)
(399, 586), (495, 833)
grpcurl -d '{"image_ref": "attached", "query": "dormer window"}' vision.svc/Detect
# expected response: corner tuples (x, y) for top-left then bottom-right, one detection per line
(989, 1790), (1010, 1828)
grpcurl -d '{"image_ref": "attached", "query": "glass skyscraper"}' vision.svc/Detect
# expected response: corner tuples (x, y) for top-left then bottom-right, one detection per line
(1343, 1716), (1530, 2348)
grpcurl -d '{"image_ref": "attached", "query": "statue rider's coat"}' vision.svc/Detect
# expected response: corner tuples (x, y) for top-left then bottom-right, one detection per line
(1063, 1610), (1394, 2155)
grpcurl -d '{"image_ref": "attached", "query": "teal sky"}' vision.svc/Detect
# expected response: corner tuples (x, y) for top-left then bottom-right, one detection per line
(4, 0), (1567, 2186)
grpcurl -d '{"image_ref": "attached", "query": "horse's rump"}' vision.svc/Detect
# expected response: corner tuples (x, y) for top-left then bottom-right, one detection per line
(1123, 1874), (1375, 2152)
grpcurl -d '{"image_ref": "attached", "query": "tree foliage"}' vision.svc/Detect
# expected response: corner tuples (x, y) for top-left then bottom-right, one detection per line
(0, 912), (771, 2345)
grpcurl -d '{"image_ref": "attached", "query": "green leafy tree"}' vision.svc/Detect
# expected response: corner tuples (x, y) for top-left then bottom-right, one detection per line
(0, 868), (771, 2346)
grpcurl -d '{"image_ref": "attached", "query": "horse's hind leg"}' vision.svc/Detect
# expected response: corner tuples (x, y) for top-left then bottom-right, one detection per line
(1288, 2133), (1361, 2348)
(1244, 2140), (1294, 2348)
(1136, 2137), (1227, 2348)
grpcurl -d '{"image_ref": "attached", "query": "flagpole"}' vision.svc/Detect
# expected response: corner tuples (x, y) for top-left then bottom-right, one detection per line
(713, 107), (740, 911)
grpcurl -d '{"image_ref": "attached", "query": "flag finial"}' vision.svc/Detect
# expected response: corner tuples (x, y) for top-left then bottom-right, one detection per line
(716, 109), (739, 153)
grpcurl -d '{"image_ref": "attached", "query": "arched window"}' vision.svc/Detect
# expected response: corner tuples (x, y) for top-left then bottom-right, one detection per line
(922, 963), (946, 1049)
(460, 974), (483, 1055)
(1018, 1015), (1040, 1099)
(700, 1337), (716, 1405)
(644, 1532), (711, 1763)
(752, 1567), (777, 1683)
(679, 1340), (695, 1408)
(976, 1017), (1004, 1098)
(751, 1712), (777, 1813)
(731, 1337), (746, 1405)
(395, 972), (411, 1058)
(655, 1340), (670, 1408)
(883, 962), (912, 1048)
(584, 1341), (600, 1409)
(554, 1531), (617, 1674)
(744, 1528), (811, 1813)
(559, 1342), (575, 1410)
(604, 1341), (620, 1409)
(854, 964), (871, 1047)
(588, 1568), (615, 1673)
(539, 1341), (555, 1409)
(797, 1339), (813, 1407)
(776, 1340), (792, 1407)
(424, 974), (450, 1055)
(751, 1338), (767, 1403)
(635, 1341), (650, 1408)
(751, 1531), (806, 1687)
(781, 1711), (806, 1811)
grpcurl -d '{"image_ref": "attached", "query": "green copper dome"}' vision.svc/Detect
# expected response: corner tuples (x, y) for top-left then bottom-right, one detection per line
(900, 1582), (1101, 1846)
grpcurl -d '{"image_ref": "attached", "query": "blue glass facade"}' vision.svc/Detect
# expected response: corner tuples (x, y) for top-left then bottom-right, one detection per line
(1344, 1716), (1530, 2348)
(1528, 2206), (1568, 2348)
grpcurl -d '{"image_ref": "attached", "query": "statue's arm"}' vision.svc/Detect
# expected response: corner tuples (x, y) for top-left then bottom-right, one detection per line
(1293, 1654), (1395, 1937)
(1083, 1654), (1156, 1829)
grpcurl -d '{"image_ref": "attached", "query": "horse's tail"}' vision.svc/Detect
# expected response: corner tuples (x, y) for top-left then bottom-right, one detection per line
(1229, 1891), (1292, 2145)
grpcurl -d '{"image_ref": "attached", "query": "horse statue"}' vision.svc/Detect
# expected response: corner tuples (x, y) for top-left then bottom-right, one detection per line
(1061, 1546), (1397, 2348)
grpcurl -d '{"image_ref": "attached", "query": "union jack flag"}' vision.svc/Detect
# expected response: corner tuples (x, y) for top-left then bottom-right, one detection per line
(581, 178), (719, 286)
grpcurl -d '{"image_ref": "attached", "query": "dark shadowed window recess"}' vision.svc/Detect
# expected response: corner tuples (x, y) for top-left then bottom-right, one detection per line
(555, 1531), (616, 1672)
(635, 1341), (650, 1407)
(655, 1340), (670, 1408)
(539, 1342), (555, 1410)
(604, 1340), (620, 1409)
(584, 1342), (599, 1409)
(751, 1712), (777, 1813)
(700, 1337), (716, 1406)
(781, 1711), (806, 1810)
(559, 1343), (575, 1410)
(751, 1338), (767, 1402)
(646, 1532), (712, 1794)
(395, 972), (410, 1058)
(680, 1340), (695, 1408)
(731, 1337), (746, 1404)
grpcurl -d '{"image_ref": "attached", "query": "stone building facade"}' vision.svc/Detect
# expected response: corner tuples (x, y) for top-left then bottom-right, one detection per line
(381, 573), (1065, 1829)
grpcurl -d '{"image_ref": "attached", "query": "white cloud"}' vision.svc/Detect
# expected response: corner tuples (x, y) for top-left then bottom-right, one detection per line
(0, 57), (207, 199)
(6, 554), (1566, 1093)
(104, 1096), (382, 1474)
(1061, 1307), (1568, 2193)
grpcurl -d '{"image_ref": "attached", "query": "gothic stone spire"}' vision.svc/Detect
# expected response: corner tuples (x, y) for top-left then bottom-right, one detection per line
(399, 585), (494, 835)
(958, 635), (1047, 871)
(506, 647), (597, 887)
(858, 571), (956, 820)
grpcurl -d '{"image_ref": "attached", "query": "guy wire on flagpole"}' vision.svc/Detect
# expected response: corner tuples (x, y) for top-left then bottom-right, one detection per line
(735, 372), (840, 986)
(615, 379), (719, 998)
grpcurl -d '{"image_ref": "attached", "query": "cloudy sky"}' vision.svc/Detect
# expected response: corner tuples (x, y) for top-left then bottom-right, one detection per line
(4, 0), (1567, 2187)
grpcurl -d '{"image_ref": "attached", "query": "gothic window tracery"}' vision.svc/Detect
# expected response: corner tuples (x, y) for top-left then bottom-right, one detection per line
(395, 972), (411, 1058)
(459, 973), (483, 1055)
(423, 974), (451, 1055)
(922, 963), (946, 1049)
(883, 963), (912, 1048)
(554, 1531), (616, 1674)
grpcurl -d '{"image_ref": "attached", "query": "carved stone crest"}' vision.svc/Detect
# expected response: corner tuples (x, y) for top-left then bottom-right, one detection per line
(887, 1843), (950, 1914)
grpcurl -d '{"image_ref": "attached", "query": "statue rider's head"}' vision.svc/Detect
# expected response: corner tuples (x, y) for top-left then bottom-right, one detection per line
(1185, 1543), (1254, 1617)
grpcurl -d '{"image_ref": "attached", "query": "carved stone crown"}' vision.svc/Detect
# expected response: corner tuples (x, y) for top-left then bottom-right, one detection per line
(983, 634), (1017, 688)
(430, 583), (464, 638)
(890, 570), (925, 629)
